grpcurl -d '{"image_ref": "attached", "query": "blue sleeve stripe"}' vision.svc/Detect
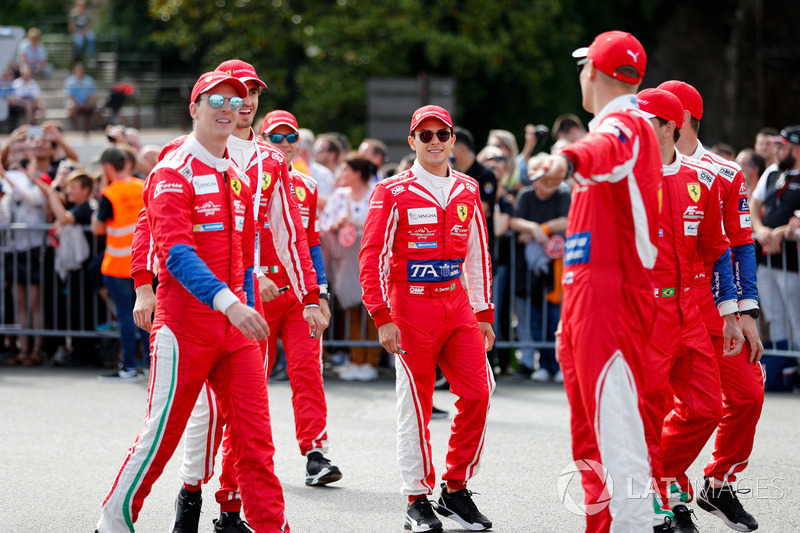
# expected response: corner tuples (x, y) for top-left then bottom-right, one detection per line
(731, 243), (758, 303)
(712, 248), (738, 304)
(244, 265), (255, 308)
(309, 244), (328, 287)
(166, 243), (228, 310)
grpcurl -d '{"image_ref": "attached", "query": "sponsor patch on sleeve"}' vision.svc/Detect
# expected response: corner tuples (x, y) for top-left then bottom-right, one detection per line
(740, 213), (751, 228)
(738, 197), (749, 212)
(235, 215), (245, 232)
(684, 221), (699, 236)
(564, 232), (591, 266)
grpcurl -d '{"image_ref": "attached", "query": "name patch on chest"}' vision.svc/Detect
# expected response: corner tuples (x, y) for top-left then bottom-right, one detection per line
(408, 207), (438, 225)
(193, 175), (219, 195)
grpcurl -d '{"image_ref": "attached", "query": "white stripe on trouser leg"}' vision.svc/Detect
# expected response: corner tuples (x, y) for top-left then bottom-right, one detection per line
(464, 358), (496, 480)
(97, 325), (179, 533)
(395, 354), (432, 495)
(595, 351), (652, 532)
(179, 383), (219, 485)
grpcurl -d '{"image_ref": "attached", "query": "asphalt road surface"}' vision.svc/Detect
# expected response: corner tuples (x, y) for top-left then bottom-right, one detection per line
(1, 366), (798, 532)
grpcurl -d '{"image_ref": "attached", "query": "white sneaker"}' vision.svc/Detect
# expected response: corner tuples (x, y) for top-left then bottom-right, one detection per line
(356, 364), (379, 381)
(553, 370), (564, 384)
(530, 368), (551, 382)
(338, 365), (357, 381)
(99, 368), (142, 382)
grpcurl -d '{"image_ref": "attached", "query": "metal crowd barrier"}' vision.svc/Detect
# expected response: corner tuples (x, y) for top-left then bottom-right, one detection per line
(2, 223), (799, 361)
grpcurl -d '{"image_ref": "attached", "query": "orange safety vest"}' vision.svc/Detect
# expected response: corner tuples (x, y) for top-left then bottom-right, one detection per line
(100, 177), (144, 278)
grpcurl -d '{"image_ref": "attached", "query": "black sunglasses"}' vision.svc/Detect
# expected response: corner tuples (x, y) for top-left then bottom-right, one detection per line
(416, 129), (452, 143)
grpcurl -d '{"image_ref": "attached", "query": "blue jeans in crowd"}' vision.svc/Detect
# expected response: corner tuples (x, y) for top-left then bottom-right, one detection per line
(515, 295), (561, 375)
(104, 274), (150, 371)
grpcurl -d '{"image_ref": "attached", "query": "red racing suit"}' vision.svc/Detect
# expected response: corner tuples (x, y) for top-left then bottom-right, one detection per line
(98, 134), (289, 533)
(359, 161), (495, 496)
(641, 151), (738, 511)
(128, 131), (319, 516)
(557, 94), (661, 533)
(260, 167), (331, 456)
(686, 142), (764, 492)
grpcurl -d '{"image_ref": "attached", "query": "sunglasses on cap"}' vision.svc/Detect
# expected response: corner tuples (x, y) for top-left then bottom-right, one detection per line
(577, 58), (590, 74)
(415, 129), (452, 143)
(485, 155), (507, 162)
(200, 94), (244, 110)
(267, 133), (299, 144)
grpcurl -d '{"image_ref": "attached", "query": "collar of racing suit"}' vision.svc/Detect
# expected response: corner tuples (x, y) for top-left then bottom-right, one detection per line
(688, 138), (707, 161)
(226, 128), (256, 170)
(588, 93), (639, 132)
(184, 133), (233, 172)
(411, 160), (456, 207)
(662, 147), (682, 176)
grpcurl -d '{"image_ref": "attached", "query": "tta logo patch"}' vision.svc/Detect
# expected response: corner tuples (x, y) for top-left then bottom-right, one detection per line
(231, 178), (242, 196)
(457, 204), (468, 222)
(295, 186), (307, 202)
(262, 172), (272, 191)
(687, 183), (701, 203)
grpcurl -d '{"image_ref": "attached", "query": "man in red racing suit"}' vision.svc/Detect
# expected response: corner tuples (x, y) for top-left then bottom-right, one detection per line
(97, 72), (289, 533)
(534, 31), (661, 533)
(659, 80), (763, 532)
(360, 105), (495, 533)
(636, 88), (744, 532)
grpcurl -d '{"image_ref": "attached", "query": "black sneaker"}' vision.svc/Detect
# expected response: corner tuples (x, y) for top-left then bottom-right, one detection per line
(431, 405), (449, 419)
(435, 482), (492, 531)
(697, 478), (758, 531)
(213, 512), (253, 533)
(671, 504), (699, 533)
(405, 498), (443, 532)
(653, 517), (672, 532)
(171, 486), (202, 533)
(305, 451), (342, 486)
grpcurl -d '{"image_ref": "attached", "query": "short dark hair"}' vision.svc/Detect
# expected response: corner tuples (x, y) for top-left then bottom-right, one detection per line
(99, 147), (127, 172)
(67, 171), (93, 191)
(317, 134), (342, 157)
(757, 127), (779, 138)
(656, 117), (681, 143)
(689, 117), (700, 134)
(739, 149), (767, 176)
(453, 127), (474, 152)
(345, 156), (377, 183)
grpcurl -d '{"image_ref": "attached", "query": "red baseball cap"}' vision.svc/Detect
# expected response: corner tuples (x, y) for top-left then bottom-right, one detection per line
(215, 59), (267, 89)
(190, 71), (247, 103)
(409, 105), (453, 135)
(637, 88), (684, 129)
(657, 80), (703, 121)
(261, 110), (299, 135)
(572, 31), (646, 85)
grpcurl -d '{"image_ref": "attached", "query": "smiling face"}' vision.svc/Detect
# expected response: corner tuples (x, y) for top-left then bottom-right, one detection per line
(265, 124), (298, 162)
(408, 117), (454, 176)
(190, 82), (239, 146)
(237, 80), (260, 131)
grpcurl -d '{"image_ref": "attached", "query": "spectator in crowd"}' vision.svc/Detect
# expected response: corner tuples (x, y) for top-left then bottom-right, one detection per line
(320, 156), (379, 381)
(395, 152), (415, 174)
(516, 123), (550, 182)
(68, 0), (97, 64)
(736, 148), (767, 197)
(754, 127), (780, 168)
(751, 126), (800, 358)
(552, 113), (587, 145)
(296, 127), (336, 202)
(358, 137), (388, 181)
(1, 67), (22, 130)
(134, 144), (160, 176)
(478, 144), (514, 373)
(313, 133), (342, 175)
(16, 28), (52, 79)
(487, 129), (522, 203)
(64, 62), (97, 136)
(451, 127), (498, 254)
(0, 156), (49, 366)
(509, 157), (570, 382)
(712, 142), (736, 160)
(92, 146), (149, 381)
(12, 65), (45, 125)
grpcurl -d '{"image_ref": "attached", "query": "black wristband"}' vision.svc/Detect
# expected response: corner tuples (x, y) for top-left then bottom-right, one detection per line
(738, 308), (760, 319)
(319, 292), (330, 301)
